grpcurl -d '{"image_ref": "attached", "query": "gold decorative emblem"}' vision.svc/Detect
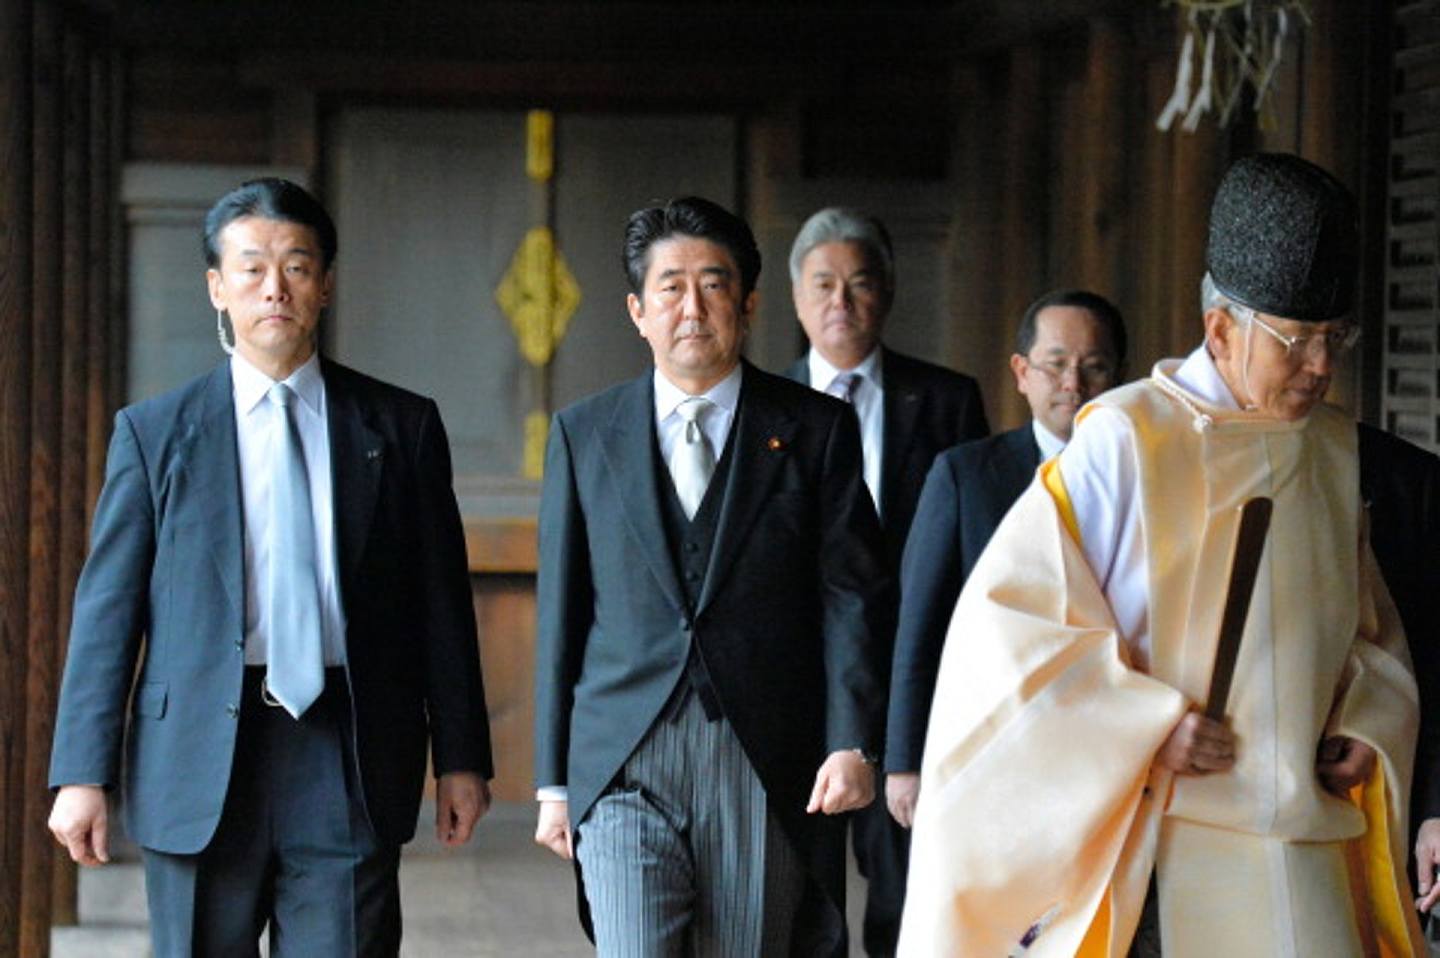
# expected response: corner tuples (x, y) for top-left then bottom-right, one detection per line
(495, 226), (581, 368)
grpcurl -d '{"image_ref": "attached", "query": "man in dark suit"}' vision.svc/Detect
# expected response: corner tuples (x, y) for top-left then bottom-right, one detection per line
(1360, 424), (1440, 917)
(782, 207), (988, 956)
(885, 289), (1126, 831)
(533, 196), (891, 955)
(47, 179), (493, 956)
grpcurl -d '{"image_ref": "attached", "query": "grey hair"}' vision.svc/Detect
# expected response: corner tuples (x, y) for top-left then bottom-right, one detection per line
(1201, 271), (1254, 319)
(788, 207), (894, 288)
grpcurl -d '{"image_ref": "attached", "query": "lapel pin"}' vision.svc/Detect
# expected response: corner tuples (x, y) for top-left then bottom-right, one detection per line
(766, 436), (785, 451)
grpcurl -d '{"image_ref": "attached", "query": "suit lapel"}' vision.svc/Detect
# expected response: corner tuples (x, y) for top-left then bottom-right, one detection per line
(881, 350), (923, 524)
(599, 374), (686, 613)
(989, 425), (1042, 495)
(699, 366), (797, 612)
(323, 360), (385, 601)
(183, 364), (245, 623)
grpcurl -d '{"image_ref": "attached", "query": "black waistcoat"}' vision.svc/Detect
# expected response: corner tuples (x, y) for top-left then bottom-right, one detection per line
(655, 422), (736, 720)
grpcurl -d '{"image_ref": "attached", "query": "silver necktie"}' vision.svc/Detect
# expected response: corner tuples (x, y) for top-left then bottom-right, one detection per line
(827, 371), (859, 404)
(264, 383), (324, 718)
(670, 397), (715, 520)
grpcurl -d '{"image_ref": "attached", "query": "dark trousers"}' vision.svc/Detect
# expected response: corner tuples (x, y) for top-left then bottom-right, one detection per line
(142, 668), (401, 957)
(851, 796), (909, 956)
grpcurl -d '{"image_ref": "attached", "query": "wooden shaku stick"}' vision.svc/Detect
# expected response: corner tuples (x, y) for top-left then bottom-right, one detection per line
(1203, 497), (1274, 721)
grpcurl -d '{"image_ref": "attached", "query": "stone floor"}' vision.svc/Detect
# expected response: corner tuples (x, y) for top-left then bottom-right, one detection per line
(52, 800), (867, 957)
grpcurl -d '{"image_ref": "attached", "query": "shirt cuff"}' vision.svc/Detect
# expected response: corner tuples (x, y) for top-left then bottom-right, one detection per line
(536, 786), (568, 802)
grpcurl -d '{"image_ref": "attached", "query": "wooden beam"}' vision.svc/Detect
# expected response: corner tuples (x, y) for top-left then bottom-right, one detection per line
(0, 0), (35, 953)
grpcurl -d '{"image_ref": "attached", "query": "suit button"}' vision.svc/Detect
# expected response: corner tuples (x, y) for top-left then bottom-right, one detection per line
(234, 640), (244, 652)
(226, 703), (239, 718)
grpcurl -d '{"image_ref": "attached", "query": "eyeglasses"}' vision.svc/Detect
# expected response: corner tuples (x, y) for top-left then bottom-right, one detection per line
(1025, 356), (1116, 387)
(1236, 307), (1360, 362)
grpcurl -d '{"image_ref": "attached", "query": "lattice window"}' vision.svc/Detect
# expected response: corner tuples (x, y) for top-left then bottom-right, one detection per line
(1381, 0), (1440, 450)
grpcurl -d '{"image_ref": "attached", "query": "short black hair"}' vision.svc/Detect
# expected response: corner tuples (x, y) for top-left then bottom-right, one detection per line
(1015, 288), (1128, 366)
(203, 178), (338, 270)
(622, 196), (761, 300)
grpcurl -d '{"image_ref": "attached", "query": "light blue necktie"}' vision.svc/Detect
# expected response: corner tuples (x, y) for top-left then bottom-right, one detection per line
(264, 383), (324, 718)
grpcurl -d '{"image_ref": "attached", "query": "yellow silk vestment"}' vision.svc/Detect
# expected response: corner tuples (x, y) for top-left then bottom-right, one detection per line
(899, 361), (1421, 957)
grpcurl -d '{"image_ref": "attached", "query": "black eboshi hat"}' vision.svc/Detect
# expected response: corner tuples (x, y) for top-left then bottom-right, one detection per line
(1206, 153), (1358, 323)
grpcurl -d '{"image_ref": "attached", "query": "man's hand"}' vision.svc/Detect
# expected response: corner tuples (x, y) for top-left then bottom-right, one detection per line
(886, 772), (920, 829)
(49, 785), (110, 866)
(1156, 711), (1236, 776)
(806, 750), (875, 815)
(535, 800), (573, 860)
(1316, 735), (1376, 797)
(1416, 818), (1440, 913)
(435, 771), (490, 847)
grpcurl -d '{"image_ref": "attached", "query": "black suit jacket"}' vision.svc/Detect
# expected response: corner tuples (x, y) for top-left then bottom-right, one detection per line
(783, 347), (989, 570)
(49, 358), (492, 852)
(1358, 423), (1440, 832)
(885, 425), (1041, 773)
(535, 361), (892, 918)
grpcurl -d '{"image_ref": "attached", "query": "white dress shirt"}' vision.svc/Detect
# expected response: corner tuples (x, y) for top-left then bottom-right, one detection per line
(1057, 345), (1240, 671)
(535, 362), (745, 802)
(1031, 418), (1068, 463)
(807, 347), (884, 509)
(232, 351), (347, 666)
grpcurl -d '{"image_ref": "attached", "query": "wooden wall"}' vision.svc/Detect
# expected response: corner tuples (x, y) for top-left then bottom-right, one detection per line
(1, 1), (124, 954)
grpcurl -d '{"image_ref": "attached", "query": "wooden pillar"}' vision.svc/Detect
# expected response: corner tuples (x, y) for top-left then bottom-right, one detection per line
(0, 0), (36, 953)
(1167, 118), (1221, 359)
(52, 29), (91, 937)
(23, 1), (62, 950)
(995, 45), (1049, 429)
(1076, 17), (1129, 299)
(106, 50), (127, 415)
(86, 47), (111, 514)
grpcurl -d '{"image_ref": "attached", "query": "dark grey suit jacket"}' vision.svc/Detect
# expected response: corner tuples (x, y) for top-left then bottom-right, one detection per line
(534, 360), (892, 924)
(783, 347), (989, 570)
(49, 358), (492, 852)
(1358, 423), (1440, 839)
(885, 425), (1040, 773)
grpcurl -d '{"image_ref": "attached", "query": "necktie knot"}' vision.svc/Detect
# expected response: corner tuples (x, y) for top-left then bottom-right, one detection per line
(828, 372), (859, 404)
(670, 397), (716, 520)
(677, 396), (712, 443)
(270, 382), (295, 408)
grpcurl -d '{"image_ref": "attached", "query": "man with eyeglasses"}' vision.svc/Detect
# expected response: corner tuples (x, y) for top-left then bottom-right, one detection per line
(900, 153), (1421, 957)
(885, 288), (1125, 834)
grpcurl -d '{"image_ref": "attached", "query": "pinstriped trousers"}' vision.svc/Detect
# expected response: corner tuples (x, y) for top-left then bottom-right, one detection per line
(576, 689), (807, 957)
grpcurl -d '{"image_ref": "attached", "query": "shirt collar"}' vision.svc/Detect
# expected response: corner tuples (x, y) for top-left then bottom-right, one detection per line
(807, 345), (883, 393)
(653, 363), (743, 422)
(231, 350), (324, 417)
(1031, 419), (1068, 460)
(1172, 345), (1242, 410)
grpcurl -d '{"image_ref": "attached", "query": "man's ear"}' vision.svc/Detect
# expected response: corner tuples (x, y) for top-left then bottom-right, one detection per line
(206, 268), (225, 310)
(742, 289), (758, 330)
(1009, 353), (1030, 395)
(627, 293), (644, 334)
(320, 268), (335, 306)
(1203, 307), (1236, 361)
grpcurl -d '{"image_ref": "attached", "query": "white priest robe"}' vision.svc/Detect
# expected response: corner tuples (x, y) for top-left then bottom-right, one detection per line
(899, 348), (1422, 957)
